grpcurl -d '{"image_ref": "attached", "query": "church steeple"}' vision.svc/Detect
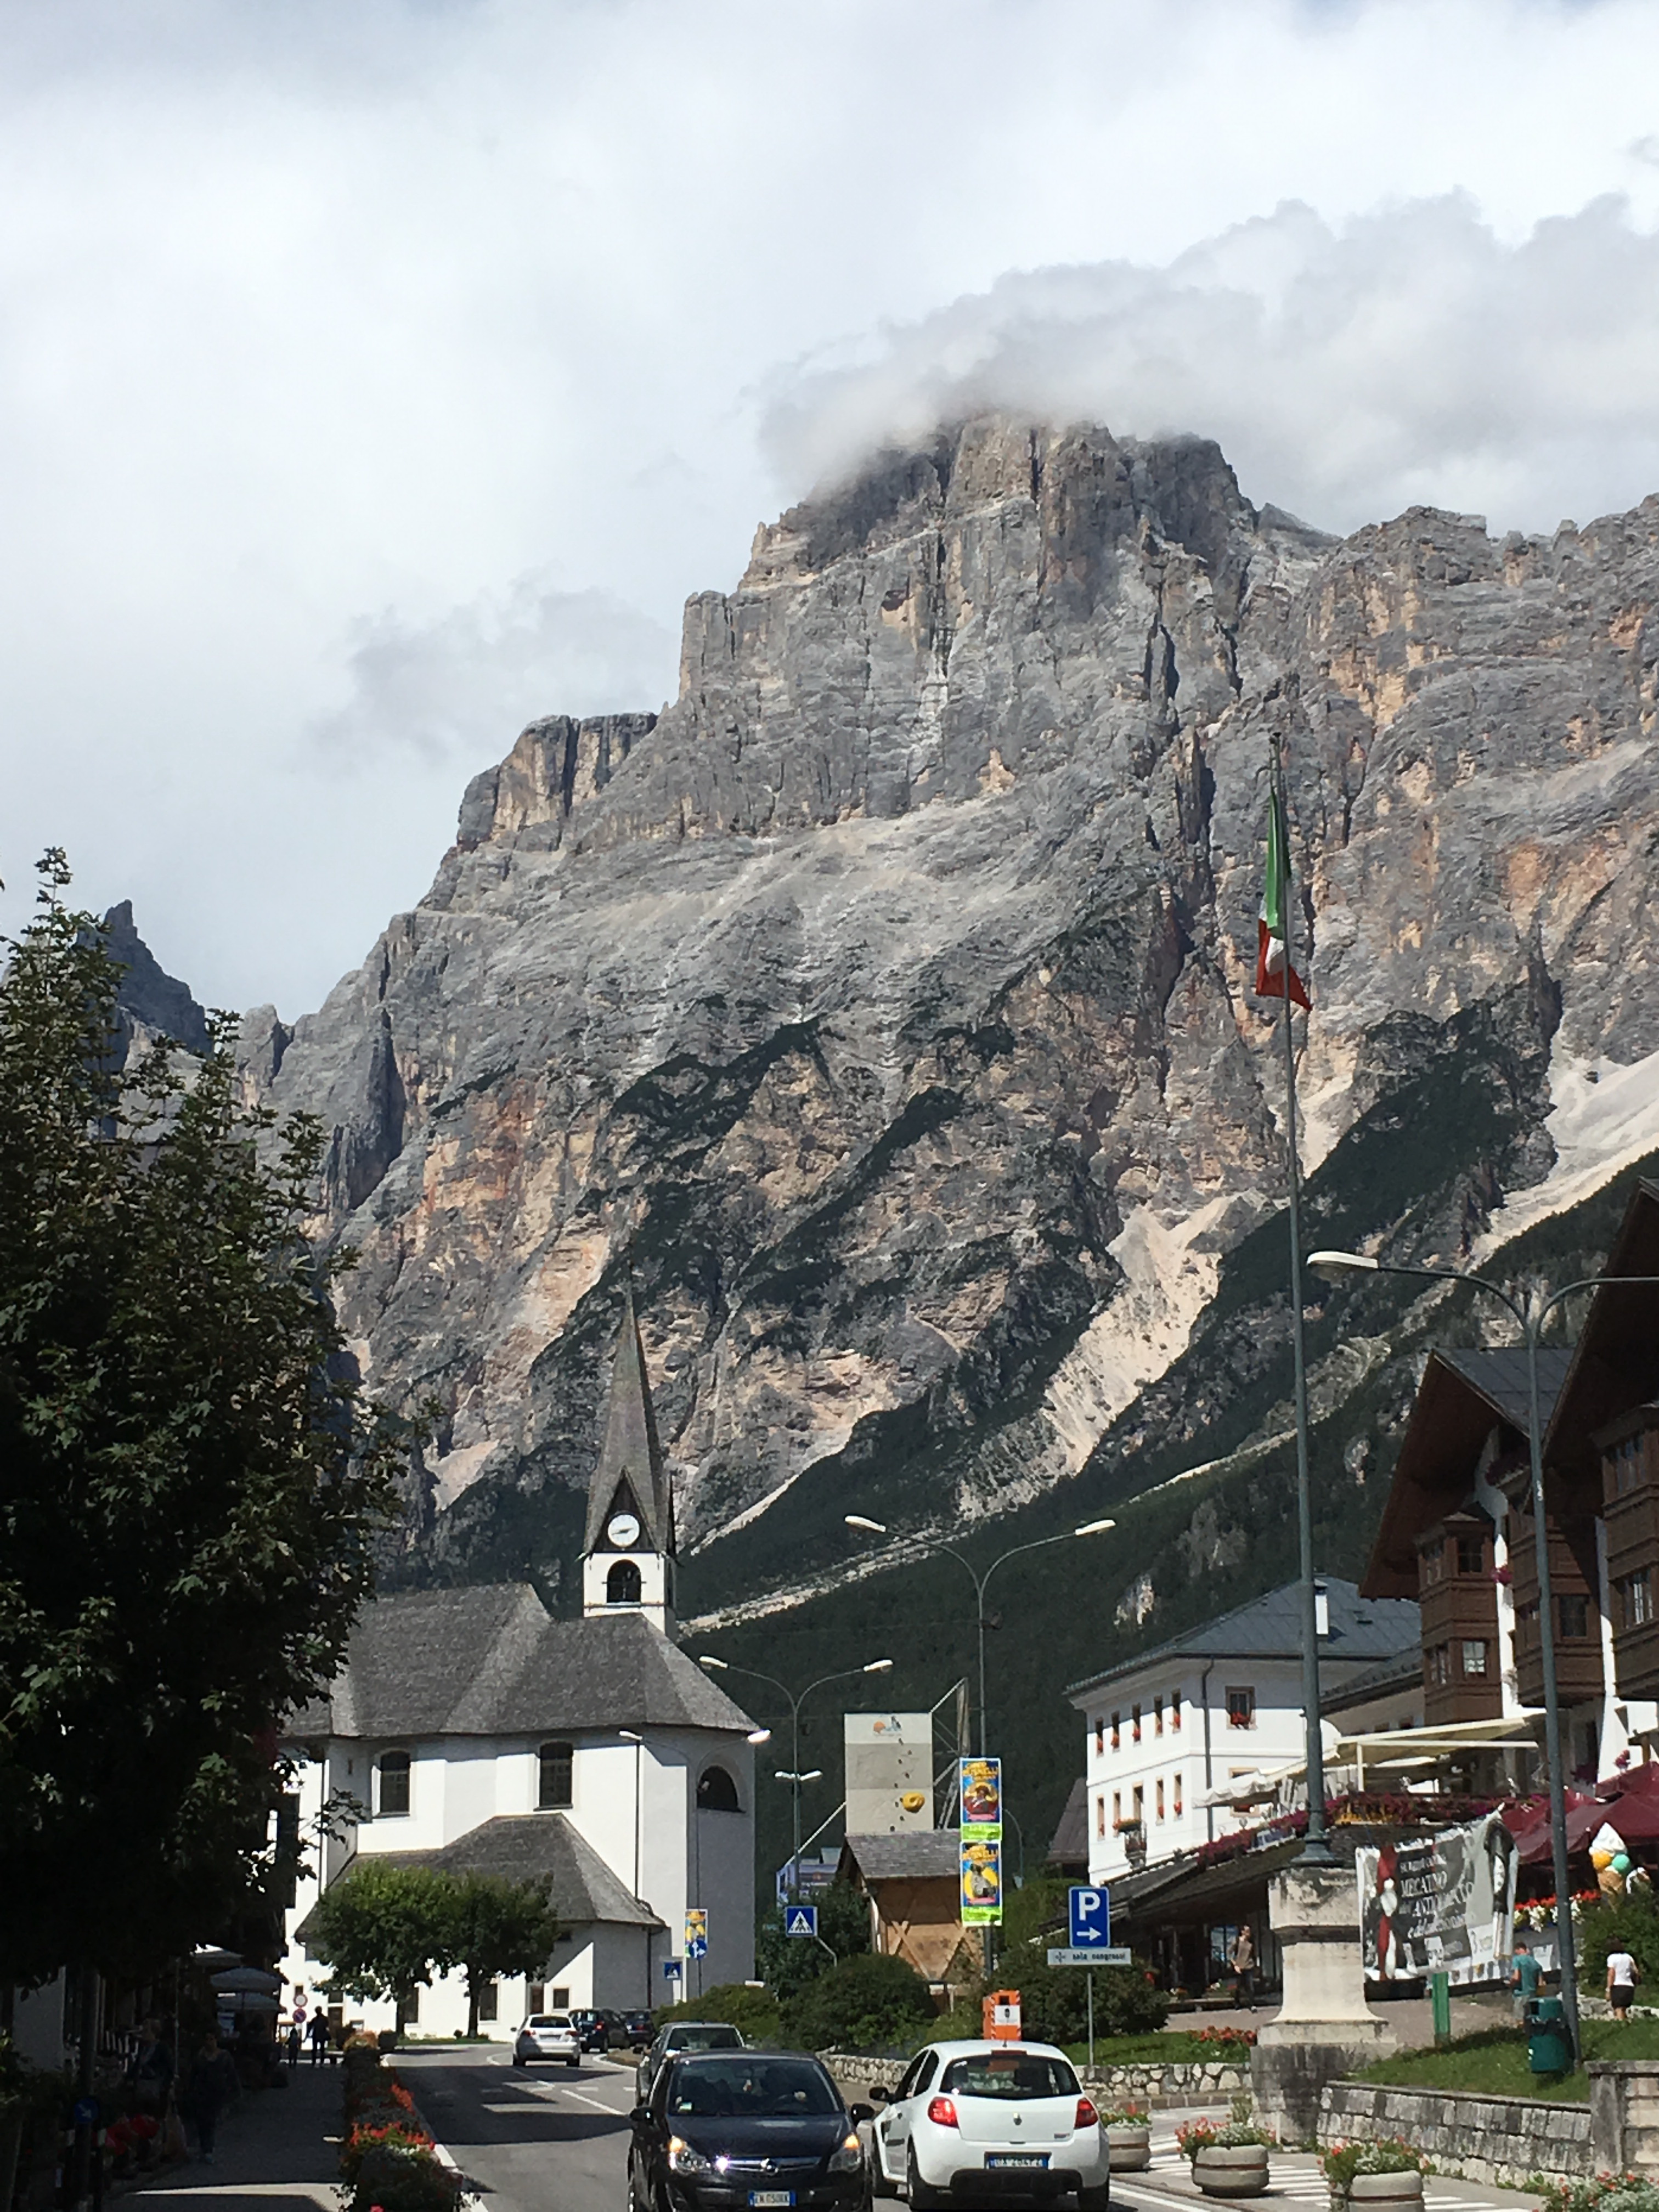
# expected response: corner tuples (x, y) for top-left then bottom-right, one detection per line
(581, 1286), (676, 1633)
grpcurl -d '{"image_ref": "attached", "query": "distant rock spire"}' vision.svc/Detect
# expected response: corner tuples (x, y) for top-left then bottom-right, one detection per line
(583, 1284), (674, 1561)
(102, 901), (211, 1055)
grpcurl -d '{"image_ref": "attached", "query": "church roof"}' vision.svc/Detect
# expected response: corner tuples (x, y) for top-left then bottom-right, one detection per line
(585, 1286), (675, 1558)
(284, 1582), (755, 1740)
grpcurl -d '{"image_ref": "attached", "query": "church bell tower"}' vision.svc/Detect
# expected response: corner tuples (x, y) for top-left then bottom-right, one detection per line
(581, 1286), (676, 1635)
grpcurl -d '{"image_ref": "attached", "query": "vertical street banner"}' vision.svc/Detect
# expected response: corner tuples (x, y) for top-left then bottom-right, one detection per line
(1356, 1814), (1517, 1986)
(684, 1908), (709, 1960)
(960, 1836), (1003, 1925)
(960, 1756), (1003, 1841)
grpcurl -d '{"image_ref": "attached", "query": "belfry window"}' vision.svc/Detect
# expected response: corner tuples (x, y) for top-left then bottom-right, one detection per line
(607, 1559), (643, 1605)
(697, 1765), (741, 1812)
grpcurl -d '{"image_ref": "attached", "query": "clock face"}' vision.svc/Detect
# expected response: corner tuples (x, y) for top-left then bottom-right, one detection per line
(606, 1511), (641, 1548)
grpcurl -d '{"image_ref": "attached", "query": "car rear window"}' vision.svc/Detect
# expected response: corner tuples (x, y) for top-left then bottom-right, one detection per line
(529, 2016), (571, 2028)
(941, 2054), (1080, 2101)
(666, 2057), (840, 2118)
(669, 2025), (743, 2050)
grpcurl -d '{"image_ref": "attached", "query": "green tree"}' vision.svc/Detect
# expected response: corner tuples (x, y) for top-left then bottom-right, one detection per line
(658, 1983), (783, 2041)
(783, 1953), (935, 2053)
(755, 1881), (872, 2001)
(0, 857), (408, 1984)
(438, 1872), (563, 2038)
(307, 1861), (455, 2024)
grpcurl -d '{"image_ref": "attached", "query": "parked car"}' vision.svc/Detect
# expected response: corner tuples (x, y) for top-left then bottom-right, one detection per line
(620, 2008), (656, 2047)
(864, 2040), (1106, 2208)
(512, 2012), (582, 2068)
(635, 2020), (745, 2103)
(569, 2008), (616, 2053)
(629, 2049), (873, 2212)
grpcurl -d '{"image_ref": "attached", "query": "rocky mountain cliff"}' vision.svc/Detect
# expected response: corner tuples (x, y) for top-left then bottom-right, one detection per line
(231, 416), (1659, 1678)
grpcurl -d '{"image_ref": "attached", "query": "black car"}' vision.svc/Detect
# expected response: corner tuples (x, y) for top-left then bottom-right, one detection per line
(569, 2008), (613, 2053)
(621, 2009), (656, 2047)
(629, 2050), (873, 2212)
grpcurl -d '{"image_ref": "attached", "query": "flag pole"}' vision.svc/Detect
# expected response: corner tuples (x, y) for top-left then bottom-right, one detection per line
(1272, 732), (1331, 1865)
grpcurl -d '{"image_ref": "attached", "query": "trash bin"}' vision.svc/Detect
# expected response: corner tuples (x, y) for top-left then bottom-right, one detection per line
(1525, 1996), (1571, 2074)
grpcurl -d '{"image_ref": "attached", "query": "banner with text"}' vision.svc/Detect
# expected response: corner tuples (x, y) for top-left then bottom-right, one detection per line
(1356, 1814), (1517, 1987)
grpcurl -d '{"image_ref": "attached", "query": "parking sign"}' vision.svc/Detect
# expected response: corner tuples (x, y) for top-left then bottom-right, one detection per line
(1069, 1885), (1110, 1948)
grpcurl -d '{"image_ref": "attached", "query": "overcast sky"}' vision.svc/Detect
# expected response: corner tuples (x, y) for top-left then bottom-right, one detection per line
(5, 0), (1659, 1014)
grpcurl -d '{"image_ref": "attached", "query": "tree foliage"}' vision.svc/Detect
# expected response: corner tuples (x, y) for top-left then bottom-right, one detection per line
(307, 1861), (563, 2032)
(442, 1871), (563, 2037)
(658, 1982), (783, 2042)
(755, 1881), (872, 2001)
(0, 857), (408, 1982)
(782, 1952), (934, 2053)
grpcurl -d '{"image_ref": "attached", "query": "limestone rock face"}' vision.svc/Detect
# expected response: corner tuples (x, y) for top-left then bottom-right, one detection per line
(239, 417), (1659, 1609)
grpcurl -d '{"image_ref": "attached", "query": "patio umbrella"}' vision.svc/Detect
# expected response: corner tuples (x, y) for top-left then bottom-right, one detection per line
(211, 1966), (283, 1993)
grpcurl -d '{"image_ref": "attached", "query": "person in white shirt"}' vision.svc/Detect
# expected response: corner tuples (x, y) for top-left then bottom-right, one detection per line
(1606, 1948), (1640, 2021)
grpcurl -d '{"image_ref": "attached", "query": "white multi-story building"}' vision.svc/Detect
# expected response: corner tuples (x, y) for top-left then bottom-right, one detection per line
(279, 1295), (760, 2034)
(1068, 1579), (1420, 1886)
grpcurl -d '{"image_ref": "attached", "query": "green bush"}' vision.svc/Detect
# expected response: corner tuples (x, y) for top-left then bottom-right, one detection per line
(658, 1984), (783, 2042)
(784, 1954), (935, 2053)
(755, 1883), (872, 2002)
(932, 1956), (1167, 2046)
(1322, 2139), (1430, 2194)
(1579, 1891), (1659, 1991)
(350, 2142), (461, 2212)
(1537, 2181), (1659, 2212)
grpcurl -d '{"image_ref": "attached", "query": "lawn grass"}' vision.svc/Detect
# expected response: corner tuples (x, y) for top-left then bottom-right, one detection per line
(1358, 2017), (1659, 2102)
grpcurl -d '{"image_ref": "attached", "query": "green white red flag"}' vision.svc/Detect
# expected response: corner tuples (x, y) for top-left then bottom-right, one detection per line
(1256, 790), (1310, 1010)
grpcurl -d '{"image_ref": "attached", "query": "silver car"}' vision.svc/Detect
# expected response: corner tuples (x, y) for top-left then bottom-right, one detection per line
(513, 2012), (582, 2068)
(634, 2020), (745, 2102)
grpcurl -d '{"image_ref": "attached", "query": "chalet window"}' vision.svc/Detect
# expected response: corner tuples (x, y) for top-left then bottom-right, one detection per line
(1132, 1784), (1144, 1822)
(1110, 1712), (1121, 1752)
(1427, 1645), (1451, 1686)
(1558, 1593), (1590, 1640)
(478, 1982), (498, 2022)
(1132, 1703), (1142, 1743)
(1155, 1778), (1165, 1821)
(607, 1559), (643, 1605)
(1154, 1696), (1164, 1737)
(377, 1751), (411, 1818)
(1094, 1717), (1105, 1754)
(1226, 1686), (1255, 1729)
(1111, 1791), (1121, 1829)
(697, 1764), (741, 1812)
(551, 1987), (569, 2008)
(1171, 1690), (1182, 1733)
(1421, 1539), (1446, 1586)
(1461, 1639), (1488, 1677)
(1621, 1571), (1655, 1629)
(1614, 1437), (1644, 1494)
(539, 1741), (574, 1809)
(1173, 1771), (1183, 1816)
(1455, 1533), (1485, 1576)
(1096, 1795), (1107, 1838)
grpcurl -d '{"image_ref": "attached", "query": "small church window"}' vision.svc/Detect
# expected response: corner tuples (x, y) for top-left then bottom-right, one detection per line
(607, 1559), (643, 1605)
(539, 1741), (574, 1809)
(377, 1751), (411, 1817)
(697, 1764), (741, 1812)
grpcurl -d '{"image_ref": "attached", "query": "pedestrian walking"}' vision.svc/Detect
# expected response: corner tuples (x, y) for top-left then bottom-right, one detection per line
(1229, 1926), (1256, 2010)
(1607, 1945), (1641, 2022)
(285, 2021), (302, 2070)
(307, 2012), (332, 2066)
(179, 2033), (239, 2164)
(1509, 1937), (1543, 2019)
(126, 2017), (174, 2117)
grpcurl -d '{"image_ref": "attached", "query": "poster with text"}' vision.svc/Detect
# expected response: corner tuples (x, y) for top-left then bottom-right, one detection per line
(960, 1835), (1003, 1925)
(960, 1756), (1003, 1841)
(1356, 1814), (1516, 1987)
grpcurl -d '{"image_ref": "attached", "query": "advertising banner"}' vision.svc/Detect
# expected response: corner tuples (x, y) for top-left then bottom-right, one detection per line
(1356, 1814), (1517, 1987)
(960, 1756), (1003, 1841)
(960, 1834), (1003, 1925)
(684, 1908), (709, 1960)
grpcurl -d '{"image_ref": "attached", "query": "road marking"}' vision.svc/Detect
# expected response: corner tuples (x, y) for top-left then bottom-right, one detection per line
(563, 2087), (629, 2113)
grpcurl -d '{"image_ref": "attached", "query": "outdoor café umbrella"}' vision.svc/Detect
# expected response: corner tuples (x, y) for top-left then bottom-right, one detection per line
(211, 1967), (283, 1994)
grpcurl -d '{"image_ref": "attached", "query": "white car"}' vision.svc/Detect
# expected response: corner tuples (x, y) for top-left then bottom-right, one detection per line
(866, 2040), (1108, 2208)
(512, 2012), (582, 2067)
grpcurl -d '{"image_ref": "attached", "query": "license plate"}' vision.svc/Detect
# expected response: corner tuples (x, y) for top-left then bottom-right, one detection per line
(748, 2193), (794, 2206)
(986, 2155), (1048, 2169)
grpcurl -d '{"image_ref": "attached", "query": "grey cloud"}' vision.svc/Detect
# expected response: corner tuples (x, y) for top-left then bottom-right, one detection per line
(764, 195), (1659, 538)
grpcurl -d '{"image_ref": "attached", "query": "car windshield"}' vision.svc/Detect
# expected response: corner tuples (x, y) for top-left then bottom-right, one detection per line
(668, 2026), (742, 2050)
(941, 2055), (1079, 2102)
(665, 2058), (839, 2119)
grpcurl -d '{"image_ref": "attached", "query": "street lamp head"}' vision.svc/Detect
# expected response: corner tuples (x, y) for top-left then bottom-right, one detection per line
(775, 1769), (823, 1784)
(618, 1729), (643, 1743)
(863, 1658), (895, 1673)
(746, 1729), (772, 1745)
(697, 1654), (730, 1670)
(1307, 1249), (1379, 1282)
(844, 1514), (888, 1535)
(1073, 1518), (1116, 1537)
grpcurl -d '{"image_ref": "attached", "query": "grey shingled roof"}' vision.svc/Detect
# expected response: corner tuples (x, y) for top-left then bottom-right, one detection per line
(843, 1830), (962, 1881)
(1066, 1577), (1420, 1700)
(1319, 1647), (1423, 1719)
(1046, 1777), (1088, 1867)
(284, 1583), (755, 1740)
(1437, 1347), (1572, 1434)
(584, 1288), (675, 1558)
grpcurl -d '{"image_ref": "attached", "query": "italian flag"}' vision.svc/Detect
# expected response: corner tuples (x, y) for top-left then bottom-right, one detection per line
(1256, 790), (1310, 1010)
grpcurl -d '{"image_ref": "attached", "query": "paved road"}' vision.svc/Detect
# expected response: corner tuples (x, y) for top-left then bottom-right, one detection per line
(402, 2049), (639, 2212)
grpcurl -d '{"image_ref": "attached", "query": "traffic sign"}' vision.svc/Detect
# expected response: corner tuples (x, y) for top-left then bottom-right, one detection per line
(1068, 1884), (1110, 1947)
(784, 1904), (819, 1939)
(1048, 1946), (1132, 1967)
(663, 1958), (684, 1980)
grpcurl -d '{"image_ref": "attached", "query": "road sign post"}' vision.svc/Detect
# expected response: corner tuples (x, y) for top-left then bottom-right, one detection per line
(1048, 1946), (1131, 1967)
(1068, 1885), (1110, 1949)
(784, 1904), (819, 1940)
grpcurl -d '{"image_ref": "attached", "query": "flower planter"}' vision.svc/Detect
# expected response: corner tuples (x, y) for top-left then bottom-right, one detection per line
(1106, 2124), (1151, 2173)
(1194, 2145), (1270, 2197)
(1346, 2175), (1424, 2208)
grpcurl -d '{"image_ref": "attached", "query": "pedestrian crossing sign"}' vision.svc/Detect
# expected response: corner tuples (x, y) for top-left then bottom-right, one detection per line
(785, 1905), (819, 1939)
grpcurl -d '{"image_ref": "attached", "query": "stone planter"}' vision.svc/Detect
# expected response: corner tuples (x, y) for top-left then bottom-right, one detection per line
(1346, 2175), (1424, 2208)
(1193, 2145), (1270, 2197)
(1105, 2124), (1151, 2172)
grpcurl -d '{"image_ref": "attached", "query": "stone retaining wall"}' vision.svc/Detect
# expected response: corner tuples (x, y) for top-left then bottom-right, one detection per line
(824, 2053), (1248, 2110)
(1318, 2081), (1592, 2188)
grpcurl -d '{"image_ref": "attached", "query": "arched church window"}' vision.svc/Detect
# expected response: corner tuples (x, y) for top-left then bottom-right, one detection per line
(538, 1740), (573, 1809)
(607, 1559), (643, 1605)
(697, 1764), (741, 1813)
(377, 1750), (411, 1817)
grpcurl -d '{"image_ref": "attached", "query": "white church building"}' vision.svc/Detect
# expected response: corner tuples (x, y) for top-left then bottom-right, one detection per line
(279, 1294), (760, 2034)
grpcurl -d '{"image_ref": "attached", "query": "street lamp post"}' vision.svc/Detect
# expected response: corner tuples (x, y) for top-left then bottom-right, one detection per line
(697, 1656), (894, 1893)
(843, 1517), (1116, 1754)
(1308, 1250), (1659, 2062)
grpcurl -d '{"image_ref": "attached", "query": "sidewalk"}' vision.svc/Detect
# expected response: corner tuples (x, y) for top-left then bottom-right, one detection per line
(130, 2059), (341, 2212)
(1114, 2114), (1545, 2212)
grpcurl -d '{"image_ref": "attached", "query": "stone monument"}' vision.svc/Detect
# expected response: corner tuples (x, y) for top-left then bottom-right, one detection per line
(1251, 1860), (1394, 2142)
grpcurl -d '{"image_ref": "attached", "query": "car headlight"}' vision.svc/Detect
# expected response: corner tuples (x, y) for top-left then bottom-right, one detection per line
(668, 2137), (713, 2175)
(828, 2135), (864, 2174)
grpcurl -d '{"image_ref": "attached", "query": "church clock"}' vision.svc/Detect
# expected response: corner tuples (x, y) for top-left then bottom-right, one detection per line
(605, 1510), (641, 1548)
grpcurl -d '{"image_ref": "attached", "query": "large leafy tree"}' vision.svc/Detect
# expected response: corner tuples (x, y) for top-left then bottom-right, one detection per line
(0, 856), (407, 1984)
(306, 1862), (455, 2024)
(439, 1872), (563, 2038)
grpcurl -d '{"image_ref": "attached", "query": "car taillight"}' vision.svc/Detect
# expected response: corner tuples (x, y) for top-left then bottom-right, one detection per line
(1075, 2098), (1098, 2130)
(927, 2096), (958, 2128)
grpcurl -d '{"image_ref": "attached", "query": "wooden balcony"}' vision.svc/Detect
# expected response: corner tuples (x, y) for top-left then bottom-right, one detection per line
(1417, 1513), (1505, 1725)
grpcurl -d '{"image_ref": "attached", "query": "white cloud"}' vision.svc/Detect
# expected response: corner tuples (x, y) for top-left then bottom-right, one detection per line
(3, 1), (1659, 1011)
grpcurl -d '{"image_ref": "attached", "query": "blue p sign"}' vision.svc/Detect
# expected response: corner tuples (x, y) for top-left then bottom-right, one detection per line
(1069, 1886), (1110, 1946)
